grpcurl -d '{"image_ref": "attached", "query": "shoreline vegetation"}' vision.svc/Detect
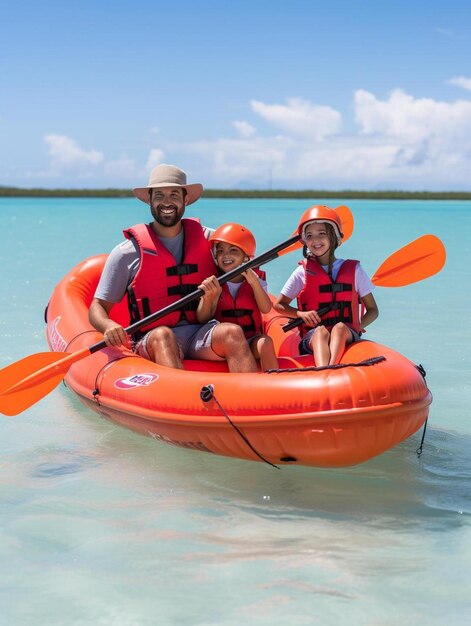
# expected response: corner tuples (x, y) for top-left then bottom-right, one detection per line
(0, 186), (470, 200)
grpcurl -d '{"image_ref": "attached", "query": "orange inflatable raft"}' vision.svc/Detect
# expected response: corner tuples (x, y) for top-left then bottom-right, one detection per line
(45, 255), (432, 468)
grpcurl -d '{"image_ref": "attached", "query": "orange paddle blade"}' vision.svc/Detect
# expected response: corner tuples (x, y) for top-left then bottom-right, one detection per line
(335, 205), (354, 242)
(279, 204), (354, 256)
(372, 234), (446, 287)
(0, 348), (91, 416)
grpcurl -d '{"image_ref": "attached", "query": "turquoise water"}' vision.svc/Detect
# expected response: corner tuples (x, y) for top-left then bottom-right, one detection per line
(1, 197), (469, 625)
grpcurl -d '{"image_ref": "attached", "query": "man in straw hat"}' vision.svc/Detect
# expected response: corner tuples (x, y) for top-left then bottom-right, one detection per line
(89, 164), (258, 372)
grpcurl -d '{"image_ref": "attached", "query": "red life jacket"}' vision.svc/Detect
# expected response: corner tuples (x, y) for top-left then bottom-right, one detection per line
(124, 219), (216, 334)
(214, 269), (266, 339)
(297, 258), (362, 335)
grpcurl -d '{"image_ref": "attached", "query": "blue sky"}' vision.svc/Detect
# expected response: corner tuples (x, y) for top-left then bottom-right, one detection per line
(1, 0), (471, 190)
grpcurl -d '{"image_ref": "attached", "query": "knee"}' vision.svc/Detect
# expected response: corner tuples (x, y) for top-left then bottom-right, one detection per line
(258, 335), (274, 352)
(220, 323), (245, 340)
(332, 322), (350, 339)
(213, 323), (246, 350)
(315, 326), (330, 341)
(147, 326), (176, 348)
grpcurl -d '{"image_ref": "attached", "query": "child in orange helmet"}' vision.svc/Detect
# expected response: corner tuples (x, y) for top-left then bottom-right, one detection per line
(274, 206), (379, 366)
(197, 223), (279, 371)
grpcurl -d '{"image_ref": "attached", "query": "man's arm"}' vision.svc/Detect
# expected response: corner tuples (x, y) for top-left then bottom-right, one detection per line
(89, 298), (130, 347)
(88, 239), (139, 347)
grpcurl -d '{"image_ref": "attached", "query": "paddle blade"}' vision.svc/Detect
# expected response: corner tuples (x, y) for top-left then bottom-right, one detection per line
(335, 205), (354, 242)
(372, 234), (446, 287)
(0, 349), (91, 415)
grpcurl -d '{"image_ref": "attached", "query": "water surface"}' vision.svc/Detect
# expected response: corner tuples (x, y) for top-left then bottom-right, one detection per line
(1, 197), (469, 625)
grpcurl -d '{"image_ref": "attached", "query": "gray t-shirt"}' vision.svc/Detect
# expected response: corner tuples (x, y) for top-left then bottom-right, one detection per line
(94, 225), (214, 303)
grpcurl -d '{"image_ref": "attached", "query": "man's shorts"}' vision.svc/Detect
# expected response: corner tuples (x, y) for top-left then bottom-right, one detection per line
(134, 320), (224, 361)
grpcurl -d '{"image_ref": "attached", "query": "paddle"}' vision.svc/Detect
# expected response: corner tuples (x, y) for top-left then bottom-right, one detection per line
(370, 234), (446, 287)
(0, 234), (301, 416)
(282, 234), (446, 332)
(278, 205), (354, 257)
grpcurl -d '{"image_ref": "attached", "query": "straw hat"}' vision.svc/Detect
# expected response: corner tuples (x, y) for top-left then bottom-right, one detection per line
(133, 164), (203, 206)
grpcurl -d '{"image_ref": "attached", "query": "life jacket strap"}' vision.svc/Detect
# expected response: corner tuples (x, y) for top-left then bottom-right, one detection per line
(220, 308), (256, 332)
(167, 283), (199, 297)
(320, 301), (353, 325)
(319, 281), (353, 294)
(166, 264), (198, 277)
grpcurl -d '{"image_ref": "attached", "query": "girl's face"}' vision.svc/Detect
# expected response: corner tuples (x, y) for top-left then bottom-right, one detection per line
(303, 222), (331, 263)
(214, 241), (248, 273)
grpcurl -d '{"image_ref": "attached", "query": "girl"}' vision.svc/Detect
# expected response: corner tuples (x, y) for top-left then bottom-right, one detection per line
(274, 205), (379, 366)
(197, 223), (279, 371)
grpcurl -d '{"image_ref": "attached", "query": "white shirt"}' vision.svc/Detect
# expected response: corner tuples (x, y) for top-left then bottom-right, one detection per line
(281, 258), (374, 301)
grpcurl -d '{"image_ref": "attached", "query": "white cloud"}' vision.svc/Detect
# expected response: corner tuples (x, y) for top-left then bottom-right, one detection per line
(44, 134), (103, 167)
(104, 154), (137, 178)
(183, 136), (288, 182)
(233, 120), (256, 138)
(34, 88), (471, 190)
(449, 76), (471, 92)
(180, 134), (399, 188)
(145, 148), (165, 171)
(173, 88), (471, 190)
(251, 97), (342, 139)
(354, 88), (471, 147)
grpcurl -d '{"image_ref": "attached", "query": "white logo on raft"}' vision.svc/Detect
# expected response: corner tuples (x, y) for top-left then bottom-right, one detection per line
(114, 373), (159, 390)
(47, 316), (68, 352)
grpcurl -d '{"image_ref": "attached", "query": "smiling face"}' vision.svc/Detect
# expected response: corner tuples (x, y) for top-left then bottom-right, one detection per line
(214, 241), (248, 276)
(303, 221), (333, 264)
(150, 187), (186, 229)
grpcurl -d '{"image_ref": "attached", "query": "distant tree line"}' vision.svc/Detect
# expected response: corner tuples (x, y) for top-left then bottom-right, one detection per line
(0, 186), (470, 200)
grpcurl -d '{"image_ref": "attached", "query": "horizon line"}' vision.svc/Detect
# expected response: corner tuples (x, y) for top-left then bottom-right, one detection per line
(1, 186), (471, 200)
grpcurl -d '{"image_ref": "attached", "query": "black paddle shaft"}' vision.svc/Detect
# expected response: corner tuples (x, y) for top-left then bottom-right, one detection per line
(89, 234), (301, 355)
(282, 305), (332, 332)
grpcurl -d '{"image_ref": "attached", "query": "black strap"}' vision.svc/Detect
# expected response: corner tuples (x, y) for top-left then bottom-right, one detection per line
(166, 264), (198, 277)
(319, 282), (353, 294)
(167, 284), (200, 297)
(321, 301), (353, 325)
(220, 308), (256, 332)
(220, 308), (253, 318)
(266, 356), (386, 373)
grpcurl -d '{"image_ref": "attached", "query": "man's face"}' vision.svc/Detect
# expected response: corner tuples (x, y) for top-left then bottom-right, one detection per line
(150, 187), (186, 228)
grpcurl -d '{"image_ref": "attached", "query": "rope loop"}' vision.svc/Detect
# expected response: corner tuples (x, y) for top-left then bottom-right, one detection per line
(200, 384), (280, 469)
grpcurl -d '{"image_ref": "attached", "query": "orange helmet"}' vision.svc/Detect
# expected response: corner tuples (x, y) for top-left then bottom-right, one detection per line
(297, 205), (344, 247)
(209, 223), (256, 257)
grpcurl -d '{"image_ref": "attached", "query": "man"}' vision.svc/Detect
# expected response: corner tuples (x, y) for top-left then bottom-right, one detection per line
(89, 164), (258, 372)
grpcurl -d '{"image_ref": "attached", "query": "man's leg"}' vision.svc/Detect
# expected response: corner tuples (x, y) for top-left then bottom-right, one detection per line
(145, 326), (184, 369)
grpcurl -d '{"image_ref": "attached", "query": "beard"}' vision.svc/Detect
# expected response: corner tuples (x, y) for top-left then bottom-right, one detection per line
(151, 203), (185, 228)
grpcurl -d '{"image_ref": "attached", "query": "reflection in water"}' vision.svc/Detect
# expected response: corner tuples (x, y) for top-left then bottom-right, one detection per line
(54, 390), (471, 527)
